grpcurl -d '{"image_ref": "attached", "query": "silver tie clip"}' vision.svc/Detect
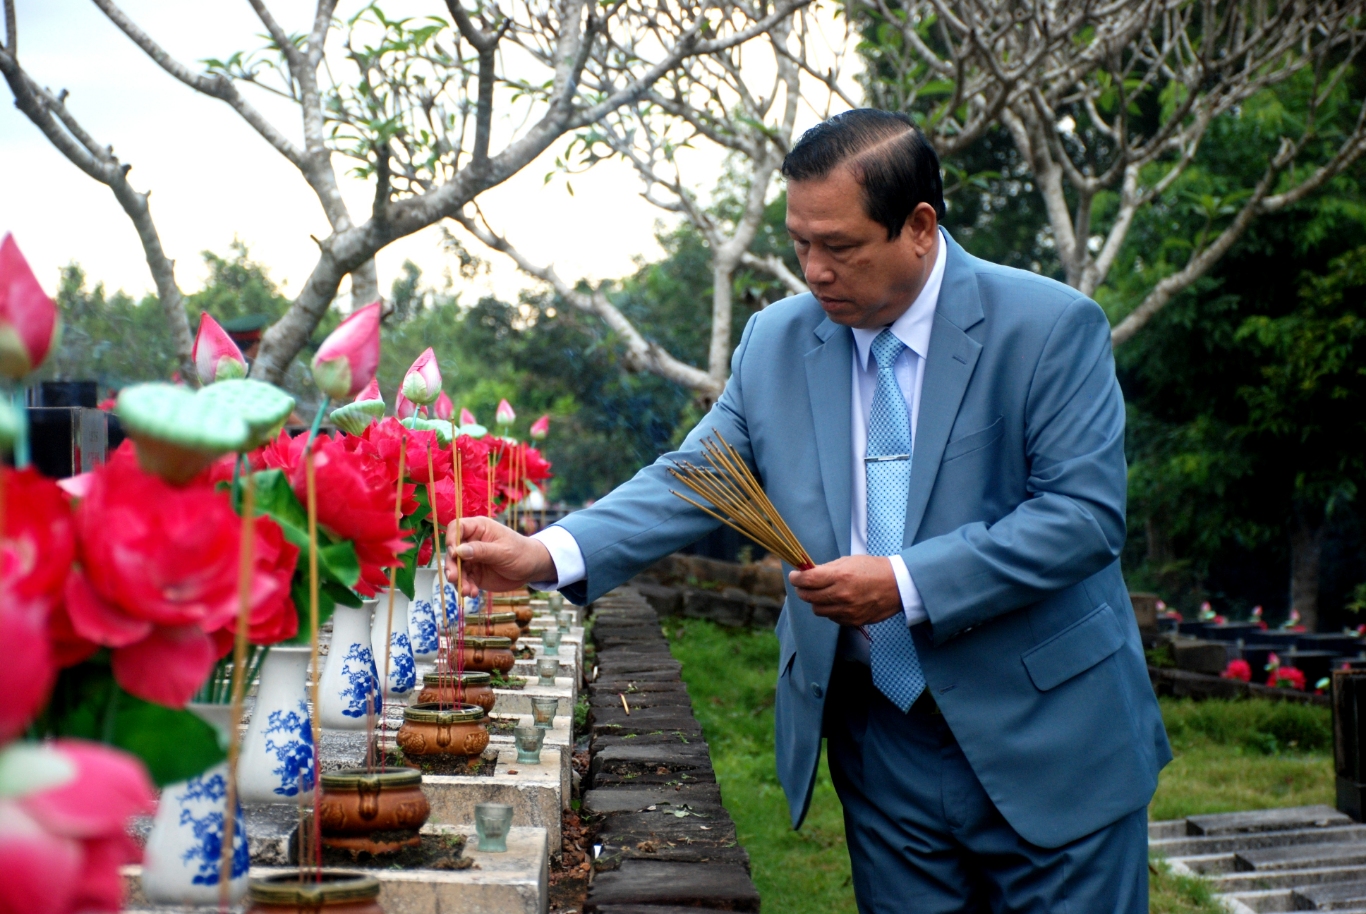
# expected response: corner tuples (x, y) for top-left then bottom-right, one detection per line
(864, 453), (911, 463)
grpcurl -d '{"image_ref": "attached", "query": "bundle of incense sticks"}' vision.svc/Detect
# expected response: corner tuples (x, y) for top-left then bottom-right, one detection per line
(667, 433), (814, 571)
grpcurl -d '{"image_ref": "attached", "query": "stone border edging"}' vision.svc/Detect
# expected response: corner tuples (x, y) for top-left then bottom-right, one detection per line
(581, 587), (761, 913)
(1149, 666), (1330, 706)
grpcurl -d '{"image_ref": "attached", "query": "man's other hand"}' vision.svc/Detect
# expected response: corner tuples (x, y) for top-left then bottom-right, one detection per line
(789, 556), (903, 627)
(446, 517), (557, 596)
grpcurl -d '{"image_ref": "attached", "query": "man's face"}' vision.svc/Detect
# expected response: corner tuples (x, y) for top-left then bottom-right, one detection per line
(786, 167), (939, 329)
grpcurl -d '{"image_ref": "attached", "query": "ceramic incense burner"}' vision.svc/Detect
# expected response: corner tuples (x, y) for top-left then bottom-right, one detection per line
(317, 767), (430, 854)
(492, 593), (535, 629)
(417, 671), (495, 712)
(246, 871), (382, 913)
(465, 611), (521, 642)
(456, 635), (516, 673)
(397, 702), (490, 758)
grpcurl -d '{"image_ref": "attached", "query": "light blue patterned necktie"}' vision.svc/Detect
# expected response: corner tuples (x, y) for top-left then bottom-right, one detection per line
(865, 329), (926, 712)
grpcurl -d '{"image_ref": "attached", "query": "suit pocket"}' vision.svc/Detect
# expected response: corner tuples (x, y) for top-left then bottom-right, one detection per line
(1021, 603), (1125, 691)
(941, 416), (1003, 462)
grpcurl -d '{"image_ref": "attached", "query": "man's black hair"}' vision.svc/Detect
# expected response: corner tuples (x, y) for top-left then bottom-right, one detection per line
(782, 108), (945, 239)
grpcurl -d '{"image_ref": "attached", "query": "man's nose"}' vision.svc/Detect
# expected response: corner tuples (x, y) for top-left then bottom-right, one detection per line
(803, 250), (835, 286)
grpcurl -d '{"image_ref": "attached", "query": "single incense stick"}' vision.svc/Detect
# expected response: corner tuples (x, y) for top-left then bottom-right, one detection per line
(668, 432), (814, 570)
(374, 436), (406, 769)
(304, 450), (322, 880)
(219, 470), (255, 910)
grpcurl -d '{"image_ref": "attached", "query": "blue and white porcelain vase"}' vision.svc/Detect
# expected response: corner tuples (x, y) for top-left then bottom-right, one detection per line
(140, 704), (249, 905)
(427, 564), (459, 629)
(409, 568), (440, 661)
(319, 601), (381, 729)
(371, 590), (416, 698)
(238, 645), (315, 803)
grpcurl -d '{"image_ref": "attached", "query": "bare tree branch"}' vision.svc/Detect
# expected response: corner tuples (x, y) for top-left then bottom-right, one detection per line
(456, 209), (722, 396)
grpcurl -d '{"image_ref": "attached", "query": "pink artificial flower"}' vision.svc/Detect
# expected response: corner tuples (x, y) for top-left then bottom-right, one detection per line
(1220, 659), (1252, 682)
(529, 414), (550, 440)
(190, 312), (247, 385)
(311, 301), (381, 399)
(400, 347), (442, 406)
(395, 389), (417, 420)
(433, 391), (454, 421)
(495, 398), (515, 426)
(459, 407), (477, 427)
(1268, 667), (1306, 690)
(354, 378), (382, 403)
(0, 739), (155, 914)
(0, 233), (61, 379)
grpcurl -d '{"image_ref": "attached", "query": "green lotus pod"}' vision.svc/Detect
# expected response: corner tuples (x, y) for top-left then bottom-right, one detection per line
(196, 379), (296, 449)
(330, 398), (387, 436)
(116, 383), (250, 483)
(401, 416), (453, 445)
(0, 398), (20, 451)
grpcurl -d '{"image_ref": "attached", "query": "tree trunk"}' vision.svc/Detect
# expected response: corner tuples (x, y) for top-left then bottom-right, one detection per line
(1289, 508), (1325, 633)
(707, 261), (733, 390)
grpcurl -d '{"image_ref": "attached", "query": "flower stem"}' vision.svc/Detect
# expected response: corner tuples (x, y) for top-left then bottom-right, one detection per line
(220, 469), (256, 909)
(303, 395), (331, 454)
(305, 449), (322, 880)
(11, 389), (29, 470)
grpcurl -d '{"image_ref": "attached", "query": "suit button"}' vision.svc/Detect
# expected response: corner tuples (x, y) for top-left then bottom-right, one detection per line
(811, 683), (824, 699)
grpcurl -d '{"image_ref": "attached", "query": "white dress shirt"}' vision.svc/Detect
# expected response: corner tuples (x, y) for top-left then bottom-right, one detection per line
(532, 231), (947, 665)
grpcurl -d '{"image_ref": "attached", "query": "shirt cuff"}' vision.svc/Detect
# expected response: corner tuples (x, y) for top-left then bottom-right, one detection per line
(890, 554), (927, 626)
(530, 525), (586, 592)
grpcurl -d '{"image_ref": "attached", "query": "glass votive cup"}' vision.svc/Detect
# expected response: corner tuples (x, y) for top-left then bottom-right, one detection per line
(558, 609), (573, 632)
(531, 696), (558, 729)
(474, 802), (513, 853)
(549, 592), (564, 612)
(513, 726), (545, 764)
(541, 627), (562, 657)
(537, 657), (559, 687)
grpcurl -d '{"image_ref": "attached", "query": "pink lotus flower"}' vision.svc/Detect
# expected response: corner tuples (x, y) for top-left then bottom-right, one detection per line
(459, 407), (477, 426)
(395, 389), (417, 420)
(529, 414), (549, 440)
(495, 398), (515, 426)
(354, 378), (382, 403)
(0, 739), (155, 914)
(311, 301), (381, 399)
(400, 347), (442, 406)
(191, 312), (247, 385)
(434, 391), (454, 421)
(0, 233), (61, 379)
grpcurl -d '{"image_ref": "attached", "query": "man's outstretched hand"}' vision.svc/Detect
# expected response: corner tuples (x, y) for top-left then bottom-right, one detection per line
(789, 555), (903, 627)
(445, 517), (557, 596)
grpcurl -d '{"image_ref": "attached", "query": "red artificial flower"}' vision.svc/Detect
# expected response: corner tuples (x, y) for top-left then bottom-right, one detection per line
(60, 443), (291, 706)
(0, 469), (75, 739)
(1220, 659), (1252, 682)
(354, 377), (381, 403)
(0, 233), (61, 379)
(259, 432), (410, 597)
(208, 516), (300, 647)
(524, 444), (552, 485)
(355, 417), (449, 486)
(0, 739), (155, 914)
(417, 536), (434, 566)
(454, 434), (492, 518)
(1268, 667), (1306, 690)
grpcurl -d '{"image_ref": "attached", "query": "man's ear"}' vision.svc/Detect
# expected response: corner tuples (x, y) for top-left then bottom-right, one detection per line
(903, 202), (939, 257)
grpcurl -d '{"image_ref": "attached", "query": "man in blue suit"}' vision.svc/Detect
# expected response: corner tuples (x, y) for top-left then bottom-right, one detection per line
(452, 109), (1171, 911)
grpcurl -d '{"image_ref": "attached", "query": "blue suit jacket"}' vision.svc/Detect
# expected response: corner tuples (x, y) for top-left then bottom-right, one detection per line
(559, 232), (1171, 848)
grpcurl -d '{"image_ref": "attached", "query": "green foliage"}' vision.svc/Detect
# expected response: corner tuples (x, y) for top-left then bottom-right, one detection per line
(1148, 859), (1222, 914)
(37, 658), (226, 787)
(1160, 698), (1331, 755)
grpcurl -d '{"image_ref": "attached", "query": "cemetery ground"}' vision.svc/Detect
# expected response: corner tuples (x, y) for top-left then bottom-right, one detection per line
(661, 617), (1336, 914)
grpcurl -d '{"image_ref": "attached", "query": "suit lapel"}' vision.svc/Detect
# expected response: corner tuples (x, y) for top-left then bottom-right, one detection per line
(904, 233), (985, 546)
(805, 319), (853, 559)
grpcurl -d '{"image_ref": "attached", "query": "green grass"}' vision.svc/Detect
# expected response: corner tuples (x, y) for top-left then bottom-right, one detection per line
(661, 617), (1335, 914)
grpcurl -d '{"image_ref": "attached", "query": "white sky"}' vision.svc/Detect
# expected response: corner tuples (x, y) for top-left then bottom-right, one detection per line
(0, 1), (854, 307)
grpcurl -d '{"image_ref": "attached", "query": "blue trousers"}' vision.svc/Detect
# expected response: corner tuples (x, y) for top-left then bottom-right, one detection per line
(824, 662), (1148, 914)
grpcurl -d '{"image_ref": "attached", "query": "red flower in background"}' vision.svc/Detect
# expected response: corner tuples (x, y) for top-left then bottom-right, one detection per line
(1220, 659), (1252, 682)
(58, 443), (295, 707)
(1268, 667), (1306, 690)
(0, 739), (155, 914)
(524, 445), (552, 485)
(454, 434), (492, 517)
(491, 441), (552, 504)
(208, 516), (299, 646)
(354, 418), (448, 486)
(0, 233), (61, 379)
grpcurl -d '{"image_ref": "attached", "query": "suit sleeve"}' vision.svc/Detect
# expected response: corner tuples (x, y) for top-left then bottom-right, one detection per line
(556, 314), (762, 605)
(903, 296), (1127, 644)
